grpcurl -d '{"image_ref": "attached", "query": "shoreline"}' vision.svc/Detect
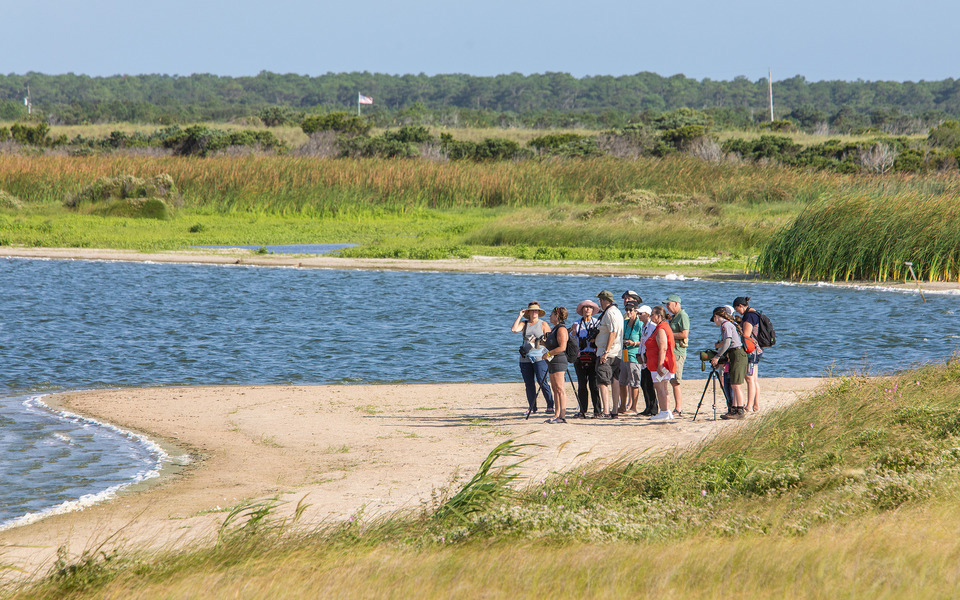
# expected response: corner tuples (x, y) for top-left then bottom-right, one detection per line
(1, 246), (959, 291)
(0, 378), (825, 581)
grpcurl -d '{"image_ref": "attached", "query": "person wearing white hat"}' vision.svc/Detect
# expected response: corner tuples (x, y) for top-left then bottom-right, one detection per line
(636, 305), (658, 416)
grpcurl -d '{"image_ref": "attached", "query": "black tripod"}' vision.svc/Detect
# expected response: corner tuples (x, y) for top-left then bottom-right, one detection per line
(693, 365), (731, 421)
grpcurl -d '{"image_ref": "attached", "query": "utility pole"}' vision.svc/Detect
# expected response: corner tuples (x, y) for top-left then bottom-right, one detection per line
(767, 69), (774, 122)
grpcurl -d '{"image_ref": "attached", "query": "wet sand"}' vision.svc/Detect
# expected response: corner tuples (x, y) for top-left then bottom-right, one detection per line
(0, 378), (825, 580)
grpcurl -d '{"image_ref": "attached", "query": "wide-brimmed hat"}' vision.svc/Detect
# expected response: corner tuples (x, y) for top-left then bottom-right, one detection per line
(597, 290), (614, 302)
(622, 290), (642, 302)
(663, 294), (682, 305)
(576, 299), (600, 316)
(522, 301), (546, 316)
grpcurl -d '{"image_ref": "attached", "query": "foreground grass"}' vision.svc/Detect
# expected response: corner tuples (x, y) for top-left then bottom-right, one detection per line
(8, 359), (960, 599)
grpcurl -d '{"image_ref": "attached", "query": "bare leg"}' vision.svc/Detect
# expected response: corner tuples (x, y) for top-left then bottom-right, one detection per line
(617, 383), (629, 413)
(599, 384), (612, 415)
(654, 381), (670, 412)
(746, 365), (760, 411)
(549, 371), (567, 420)
(670, 380), (683, 413)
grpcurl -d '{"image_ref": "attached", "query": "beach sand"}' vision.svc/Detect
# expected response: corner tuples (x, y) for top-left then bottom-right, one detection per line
(0, 378), (824, 580)
(3, 246), (957, 292)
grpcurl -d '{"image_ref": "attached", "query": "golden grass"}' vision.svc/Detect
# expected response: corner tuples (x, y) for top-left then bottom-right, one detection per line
(18, 501), (959, 600)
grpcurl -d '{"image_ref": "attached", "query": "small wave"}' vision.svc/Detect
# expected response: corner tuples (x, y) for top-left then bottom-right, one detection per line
(0, 394), (170, 532)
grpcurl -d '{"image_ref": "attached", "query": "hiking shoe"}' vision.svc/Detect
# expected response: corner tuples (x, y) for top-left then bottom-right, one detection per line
(650, 410), (672, 421)
(721, 408), (746, 420)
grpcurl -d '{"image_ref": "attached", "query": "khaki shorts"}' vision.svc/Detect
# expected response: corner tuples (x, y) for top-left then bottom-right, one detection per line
(671, 353), (685, 384)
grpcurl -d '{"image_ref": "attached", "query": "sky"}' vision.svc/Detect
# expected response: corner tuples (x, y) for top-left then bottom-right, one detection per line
(1, 0), (956, 82)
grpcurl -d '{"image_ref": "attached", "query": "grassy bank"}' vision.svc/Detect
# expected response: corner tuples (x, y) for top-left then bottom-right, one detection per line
(8, 359), (960, 599)
(0, 154), (834, 264)
(3, 154), (960, 275)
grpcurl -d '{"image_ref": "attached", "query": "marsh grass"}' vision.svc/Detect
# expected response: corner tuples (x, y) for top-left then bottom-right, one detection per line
(3, 154), (960, 276)
(9, 360), (960, 599)
(757, 186), (960, 281)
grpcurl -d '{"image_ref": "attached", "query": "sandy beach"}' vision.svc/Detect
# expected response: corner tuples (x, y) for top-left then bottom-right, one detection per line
(0, 378), (824, 580)
(3, 246), (957, 293)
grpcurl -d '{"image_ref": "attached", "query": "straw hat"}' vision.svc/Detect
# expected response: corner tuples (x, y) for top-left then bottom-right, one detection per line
(522, 301), (546, 316)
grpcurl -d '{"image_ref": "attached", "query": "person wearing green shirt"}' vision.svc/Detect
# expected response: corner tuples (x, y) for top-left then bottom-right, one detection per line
(618, 302), (644, 414)
(664, 294), (689, 418)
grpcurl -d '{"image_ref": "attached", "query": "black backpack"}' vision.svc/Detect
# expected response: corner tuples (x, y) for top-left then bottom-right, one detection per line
(564, 326), (580, 362)
(756, 311), (776, 348)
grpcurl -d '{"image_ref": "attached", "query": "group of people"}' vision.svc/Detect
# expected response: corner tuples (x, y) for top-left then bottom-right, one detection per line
(512, 291), (764, 424)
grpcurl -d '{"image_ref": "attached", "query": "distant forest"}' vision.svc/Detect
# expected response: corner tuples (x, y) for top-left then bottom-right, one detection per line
(2, 71), (960, 132)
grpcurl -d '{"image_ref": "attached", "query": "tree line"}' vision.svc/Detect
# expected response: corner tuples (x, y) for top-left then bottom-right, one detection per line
(2, 72), (960, 132)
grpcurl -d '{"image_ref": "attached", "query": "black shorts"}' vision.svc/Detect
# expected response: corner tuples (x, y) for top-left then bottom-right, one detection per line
(595, 357), (621, 386)
(548, 356), (568, 373)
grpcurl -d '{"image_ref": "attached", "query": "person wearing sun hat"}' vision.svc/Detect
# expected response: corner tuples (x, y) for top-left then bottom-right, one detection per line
(594, 290), (623, 418)
(511, 301), (554, 417)
(571, 299), (602, 418)
(663, 294), (689, 418)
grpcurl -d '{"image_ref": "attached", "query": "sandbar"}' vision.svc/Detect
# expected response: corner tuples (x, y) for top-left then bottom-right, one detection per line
(0, 378), (824, 580)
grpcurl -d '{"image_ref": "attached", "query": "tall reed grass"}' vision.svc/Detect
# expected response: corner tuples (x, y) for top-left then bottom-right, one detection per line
(0, 154), (842, 215)
(757, 188), (960, 281)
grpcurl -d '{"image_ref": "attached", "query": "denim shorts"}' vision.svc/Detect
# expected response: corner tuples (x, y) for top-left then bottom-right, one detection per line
(748, 350), (762, 365)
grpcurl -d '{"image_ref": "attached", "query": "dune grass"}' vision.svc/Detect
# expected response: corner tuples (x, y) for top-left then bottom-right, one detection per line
(8, 358), (960, 599)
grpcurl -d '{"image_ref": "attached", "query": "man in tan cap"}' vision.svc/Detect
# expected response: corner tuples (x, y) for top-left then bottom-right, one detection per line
(594, 290), (623, 418)
(664, 294), (689, 417)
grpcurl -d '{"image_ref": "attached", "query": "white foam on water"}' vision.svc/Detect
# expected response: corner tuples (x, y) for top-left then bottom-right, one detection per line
(0, 394), (170, 533)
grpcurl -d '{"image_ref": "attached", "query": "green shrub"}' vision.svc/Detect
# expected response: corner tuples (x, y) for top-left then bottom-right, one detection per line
(301, 112), (371, 136)
(927, 120), (960, 149)
(94, 197), (172, 220)
(64, 174), (179, 209)
(10, 122), (52, 146)
(0, 126), (9, 142)
(0, 189), (23, 209)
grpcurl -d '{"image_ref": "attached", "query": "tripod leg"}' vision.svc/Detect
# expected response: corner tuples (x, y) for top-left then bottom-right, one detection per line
(693, 371), (715, 421)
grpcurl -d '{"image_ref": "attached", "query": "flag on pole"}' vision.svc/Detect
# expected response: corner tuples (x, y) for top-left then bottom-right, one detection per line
(358, 94), (373, 105)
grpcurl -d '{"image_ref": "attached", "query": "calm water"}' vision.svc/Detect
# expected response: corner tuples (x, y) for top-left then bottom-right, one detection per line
(1, 257), (958, 528)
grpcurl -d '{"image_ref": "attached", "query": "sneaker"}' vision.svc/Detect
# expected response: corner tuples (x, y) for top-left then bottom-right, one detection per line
(650, 410), (672, 421)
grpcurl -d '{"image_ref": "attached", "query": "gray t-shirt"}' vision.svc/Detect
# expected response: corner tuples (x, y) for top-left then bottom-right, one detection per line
(720, 320), (742, 349)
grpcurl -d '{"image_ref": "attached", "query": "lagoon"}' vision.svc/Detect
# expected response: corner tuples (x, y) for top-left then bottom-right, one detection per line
(0, 256), (958, 529)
